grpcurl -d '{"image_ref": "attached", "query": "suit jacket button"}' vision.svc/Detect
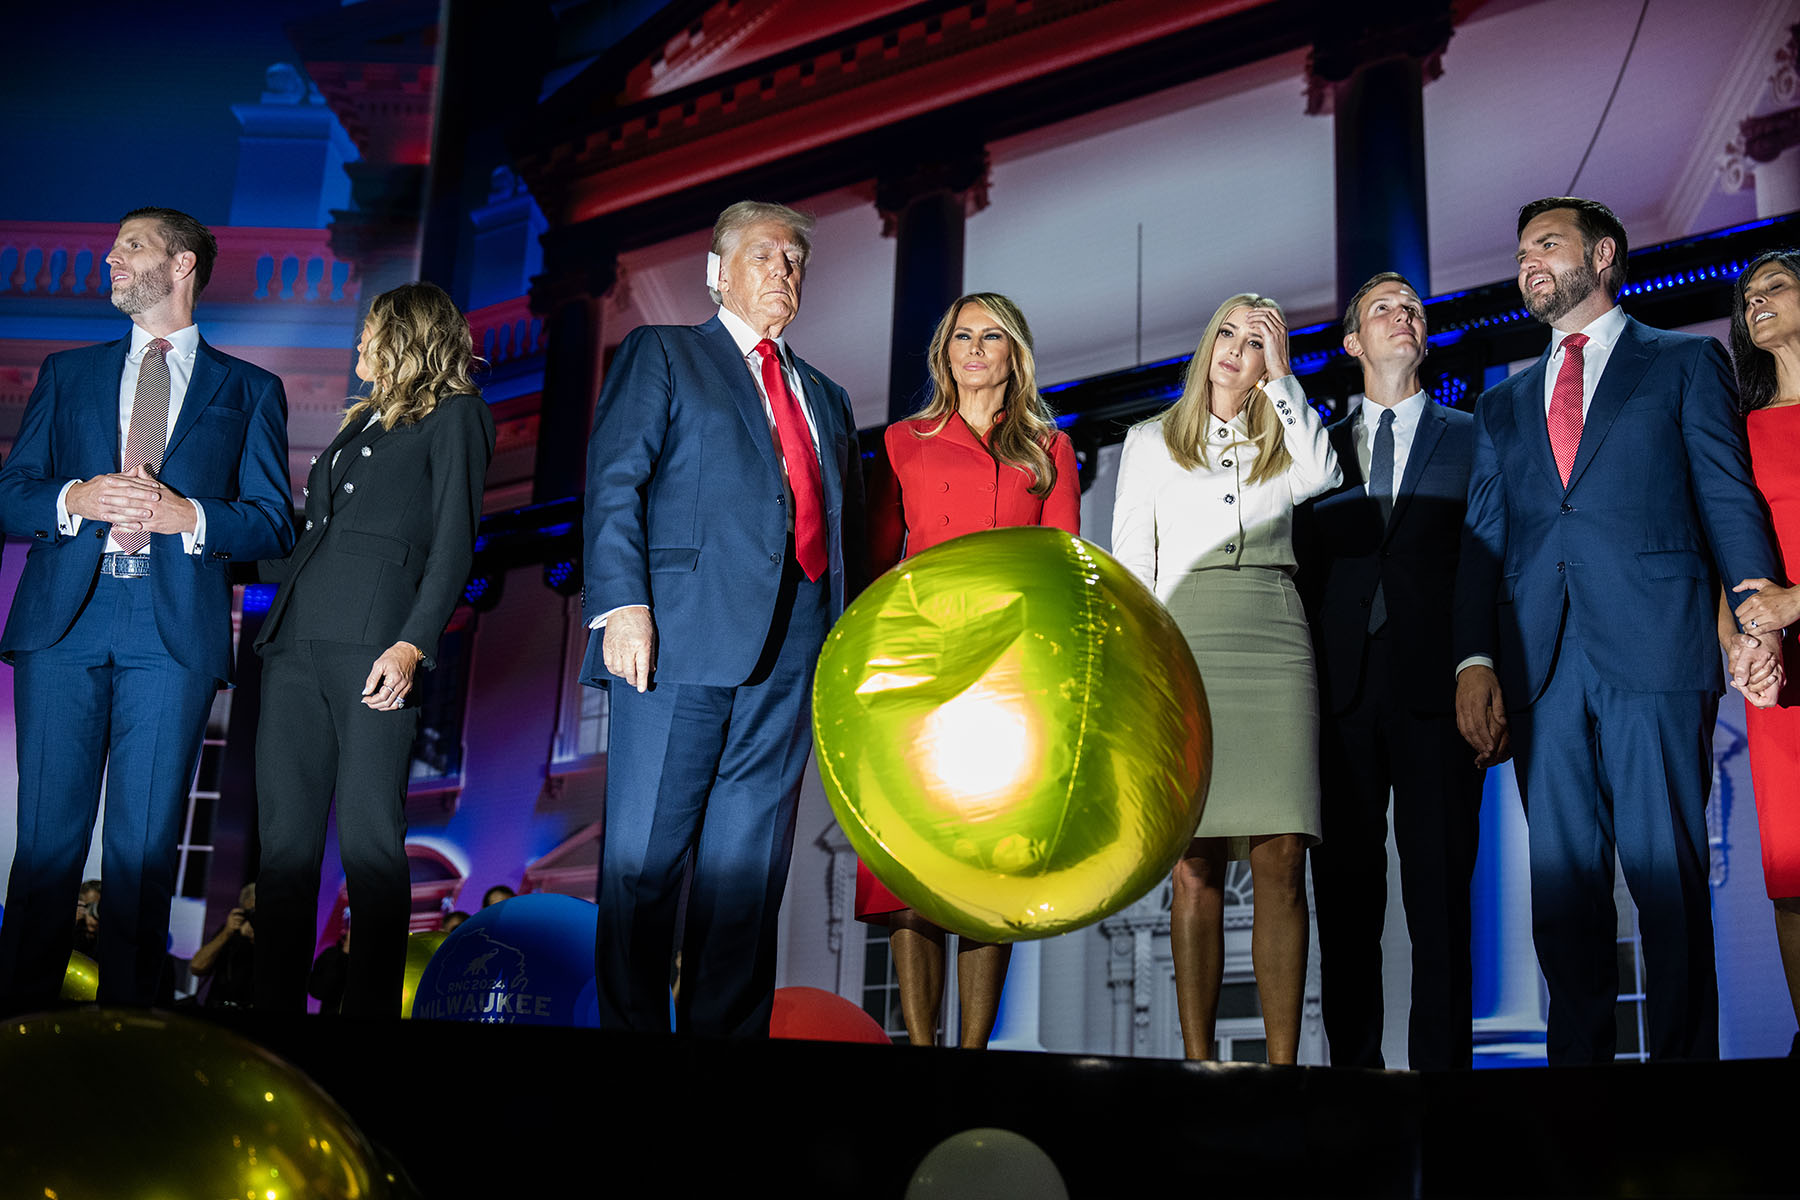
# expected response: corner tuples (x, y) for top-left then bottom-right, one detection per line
(309, 455), (319, 466)
(1560, 503), (1573, 514)
(1221, 458), (1233, 468)
(343, 482), (354, 494)
(769, 553), (780, 563)
(305, 519), (314, 530)
(939, 481), (950, 492)
(361, 446), (372, 457)
(938, 515), (950, 526)
(1223, 542), (1236, 553)
(982, 517), (994, 527)
(302, 487), (309, 497)
(1556, 561), (1565, 573)
(1223, 494), (1235, 505)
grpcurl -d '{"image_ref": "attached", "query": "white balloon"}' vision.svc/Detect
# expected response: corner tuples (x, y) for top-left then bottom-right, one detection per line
(905, 1128), (1069, 1200)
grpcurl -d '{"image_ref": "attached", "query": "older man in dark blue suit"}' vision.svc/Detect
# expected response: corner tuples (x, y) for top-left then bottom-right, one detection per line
(1453, 197), (1782, 1063)
(0, 207), (293, 1011)
(583, 200), (864, 1037)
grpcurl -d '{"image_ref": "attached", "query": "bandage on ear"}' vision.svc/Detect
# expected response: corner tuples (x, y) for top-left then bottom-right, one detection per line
(706, 251), (722, 291)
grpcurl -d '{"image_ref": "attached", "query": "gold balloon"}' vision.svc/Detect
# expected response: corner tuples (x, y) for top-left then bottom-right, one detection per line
(61, 950), (98, 1001)
(401, 930), (449, 1018)
(815, 527), (1211, 941)
(0, 1008), (394, 1198)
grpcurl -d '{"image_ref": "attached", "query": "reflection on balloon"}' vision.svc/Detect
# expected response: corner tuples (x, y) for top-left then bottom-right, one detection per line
(815, 527), (1210, 942)
(411, 893), (599, 1026)
(1, 1007), (393, 1198)
(399, 930), (448, 1019)
(905, 1127), (1069, 1200)
(61, 950), (99, 1001)
(769, 986), (893, 1044)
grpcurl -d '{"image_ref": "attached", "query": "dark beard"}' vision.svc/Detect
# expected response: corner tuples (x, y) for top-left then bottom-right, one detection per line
(1524, 259), (1602, 324)
(110, 260), (174, 315)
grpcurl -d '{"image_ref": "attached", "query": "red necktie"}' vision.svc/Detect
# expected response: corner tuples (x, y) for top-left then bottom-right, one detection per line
(1547, 332), (1588, 487)
(117, 337), (171, 554)
(754, 339), (826, 582)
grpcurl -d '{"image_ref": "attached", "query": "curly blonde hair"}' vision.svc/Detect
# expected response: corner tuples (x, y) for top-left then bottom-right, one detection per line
(1156, 292), (1292, 486)
(342, 281), (481, 431)
(911, 292), (1060, 495)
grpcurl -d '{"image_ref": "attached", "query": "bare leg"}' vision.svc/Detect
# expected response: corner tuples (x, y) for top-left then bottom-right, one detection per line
(1249, 833), (1310, 1064)
(1171, 838), (1228, 1060)
(955, 937), (1013, 1048)
(887, 909), (947, 1045)
(1774, 897), (1800, 1030)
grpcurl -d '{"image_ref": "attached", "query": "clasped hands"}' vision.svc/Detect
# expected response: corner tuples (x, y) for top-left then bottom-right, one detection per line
(1728, 577), (1796, 708)
(66, 463), (196, 535)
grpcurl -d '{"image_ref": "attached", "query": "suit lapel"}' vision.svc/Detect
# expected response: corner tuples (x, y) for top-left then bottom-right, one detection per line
(99, 338), (130, 473)
(1385, 401), (1445, 542)
(164, 338), (226, 461)
(1564, 317), (1654, 491)
(1507, 354), (1562, 493)
(1329, 417), (1363, 490)
(698, 317), (783, 480)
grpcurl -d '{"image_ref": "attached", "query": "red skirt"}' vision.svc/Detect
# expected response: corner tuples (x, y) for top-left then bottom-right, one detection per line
(854, 860), (905, 923)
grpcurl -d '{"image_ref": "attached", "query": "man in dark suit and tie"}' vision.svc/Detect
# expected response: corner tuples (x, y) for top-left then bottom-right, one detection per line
(1454, 197), (1783, 1063)
(1300, 273), (1484, 1071)
(0, 207), (294, 1011)
(583, 200), (864, 1037)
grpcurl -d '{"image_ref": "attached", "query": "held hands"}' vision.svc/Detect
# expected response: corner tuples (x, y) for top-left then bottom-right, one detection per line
(603, 606), (657, 693)
(66, 464), (196, 535)
(363, 641), (424, 711)
(1728, 630), (1786, 709)
(1246, 307), (1291, 380)
(1455, 665), (1512, 768)
(1733, 578), (1800, 637)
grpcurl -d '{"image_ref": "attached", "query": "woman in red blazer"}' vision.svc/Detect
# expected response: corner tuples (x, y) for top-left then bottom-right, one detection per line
(857, 291), (1080, 1046)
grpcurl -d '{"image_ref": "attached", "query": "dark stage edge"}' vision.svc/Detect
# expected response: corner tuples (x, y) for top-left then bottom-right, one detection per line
(210, 1013), (1789, 1198)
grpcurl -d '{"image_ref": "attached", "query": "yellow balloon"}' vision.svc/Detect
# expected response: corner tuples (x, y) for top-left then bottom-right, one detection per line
(815, 527), (1211, 941)
(401, 930), (449, 1018)
(1, 1007), (393, 1198)
(61, 950), (98, 1002)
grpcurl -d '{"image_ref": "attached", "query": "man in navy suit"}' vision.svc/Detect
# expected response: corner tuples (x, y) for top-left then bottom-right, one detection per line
(1300, 273), (1484, 1070)
(1453, 197), (1782, 1063)
(0, 207), (293, 1011)
(583, 200), (864, 1037)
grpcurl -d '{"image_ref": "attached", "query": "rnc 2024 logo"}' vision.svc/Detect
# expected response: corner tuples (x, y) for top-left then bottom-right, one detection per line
(412, 929), (558, 1022)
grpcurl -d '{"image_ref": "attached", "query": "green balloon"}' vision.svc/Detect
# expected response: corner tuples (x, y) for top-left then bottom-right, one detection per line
(814, 527), (1211, 941)
(401, 930), (449, 1019)
(0, 1008), (394, 1198)
(61, 950), (99, 1002)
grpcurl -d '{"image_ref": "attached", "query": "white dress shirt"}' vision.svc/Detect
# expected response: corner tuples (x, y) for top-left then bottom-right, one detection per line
(56, 323), (207, 555)
(592, 307), (822, 629)
(1542, 304), (1627, 419)
(1351, 389), (1430, 504)
(1111, 374), (1340, 600)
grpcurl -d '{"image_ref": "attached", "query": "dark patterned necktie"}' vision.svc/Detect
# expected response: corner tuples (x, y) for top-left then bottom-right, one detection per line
(1366, 407), (1395, 633)
(116, 337), (171, 554)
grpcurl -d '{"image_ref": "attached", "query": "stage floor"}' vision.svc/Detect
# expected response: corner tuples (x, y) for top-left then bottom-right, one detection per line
(208, 1014), (1791, 1198)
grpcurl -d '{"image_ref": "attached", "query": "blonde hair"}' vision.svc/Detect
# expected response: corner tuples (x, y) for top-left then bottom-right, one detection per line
(1156, 293), (1292, 486)
(342, 281), (481, 432)
(911, 293), (1060, 495)
(707, 201), (816, 305)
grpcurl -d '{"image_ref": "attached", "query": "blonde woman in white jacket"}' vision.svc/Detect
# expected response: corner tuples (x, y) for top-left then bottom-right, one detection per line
(1112, 292), (1340, 1063)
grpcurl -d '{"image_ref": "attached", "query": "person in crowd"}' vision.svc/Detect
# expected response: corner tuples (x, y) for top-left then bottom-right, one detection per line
(855, 292), (1080, 1047)
(1112, 293), (1340, 1062)
(1452, 197), (1781, 1063)
(71, 881), (101, 958)
(190, 882), (257, 1009)
(583, 200), (865, 1037)
(441, 910), (471, 931)
(480, 885), (515, 908)
(309, 914), (350, 1015)
(252, 281), (496, 1018)
(1723, 249), (1800, 1053)
(0, 206), (293, 1013)
(1296, 273), (1485, 1070)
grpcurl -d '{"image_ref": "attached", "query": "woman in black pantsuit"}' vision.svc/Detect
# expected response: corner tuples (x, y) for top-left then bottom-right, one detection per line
(253, 282), (495, 1017)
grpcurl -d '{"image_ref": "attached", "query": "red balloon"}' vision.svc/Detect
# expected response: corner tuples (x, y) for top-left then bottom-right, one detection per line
(768, 986), (893, 1044)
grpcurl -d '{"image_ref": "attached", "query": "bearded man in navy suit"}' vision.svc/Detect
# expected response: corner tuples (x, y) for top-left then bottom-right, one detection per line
(0, 207), (293, 1011)
(1453, 197), (1782, 1063)
(582, 200), (865, 1037)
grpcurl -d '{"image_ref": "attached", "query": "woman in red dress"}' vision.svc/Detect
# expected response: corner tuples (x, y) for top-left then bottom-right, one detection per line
(857, 291), (1080, 1046)
(1726, 250), (1800, 1050)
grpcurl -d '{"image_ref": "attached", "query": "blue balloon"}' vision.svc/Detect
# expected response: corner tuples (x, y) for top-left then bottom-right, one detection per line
(411, 893), (600, 1027)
